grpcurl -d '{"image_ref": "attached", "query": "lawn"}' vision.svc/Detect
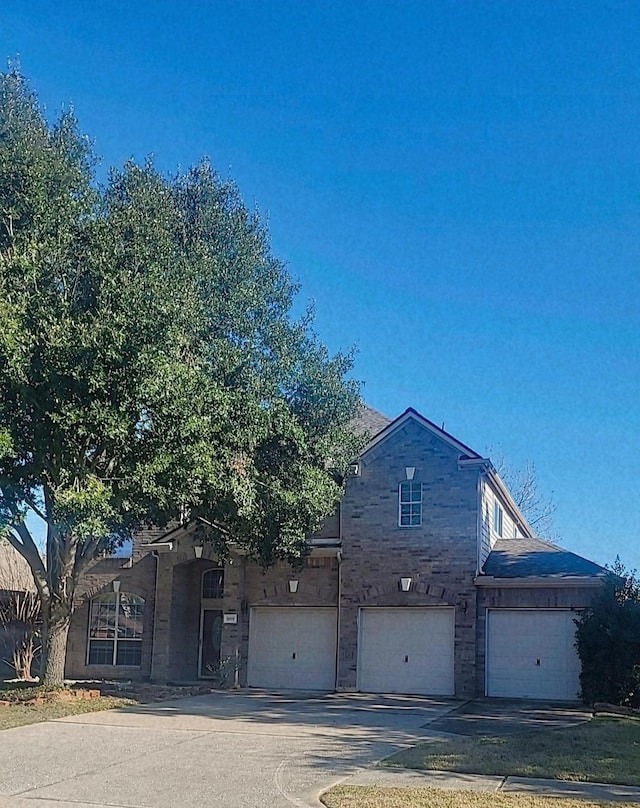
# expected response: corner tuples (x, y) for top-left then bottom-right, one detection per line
(321, 786), (638, 808)
(383, 717), (640, 786)
(0, 679), (219, 731)
(0, 684), (134, 730)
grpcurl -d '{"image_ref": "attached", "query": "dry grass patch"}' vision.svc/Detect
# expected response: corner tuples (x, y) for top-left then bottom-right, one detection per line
(385, 718), (640, 786)
(0, 686), (134, 731)
(321, 786), (637, 808)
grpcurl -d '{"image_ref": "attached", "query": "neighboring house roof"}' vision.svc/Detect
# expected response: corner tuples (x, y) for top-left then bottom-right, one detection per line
(480, 536), (608, 581)
(351, 404), (392, 438)
(0, 542), (36, 593)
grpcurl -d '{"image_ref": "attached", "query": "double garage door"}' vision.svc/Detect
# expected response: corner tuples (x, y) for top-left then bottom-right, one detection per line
(486, 609), (581, 701)
(247, 606), (455, 695)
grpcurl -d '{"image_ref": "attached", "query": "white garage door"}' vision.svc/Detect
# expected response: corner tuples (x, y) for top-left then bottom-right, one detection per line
(357, 607), (455, 696)
(486, 609), (581, 700)
(248, 607), (337, 690)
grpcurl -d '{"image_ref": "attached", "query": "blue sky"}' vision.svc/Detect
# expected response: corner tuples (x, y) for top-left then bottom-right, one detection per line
(2, 1), (639, 570)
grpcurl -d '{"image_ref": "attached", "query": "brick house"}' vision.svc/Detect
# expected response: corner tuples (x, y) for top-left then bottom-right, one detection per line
(65, 406), (607, 700)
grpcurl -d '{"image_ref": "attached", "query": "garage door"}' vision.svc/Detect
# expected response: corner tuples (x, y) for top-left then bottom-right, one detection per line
(247, 607), (337, 690)
(486, 609), (581, 700)
(357, 607), (455, 696)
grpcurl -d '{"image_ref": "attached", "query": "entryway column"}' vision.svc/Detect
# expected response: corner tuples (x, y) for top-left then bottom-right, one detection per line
(220, 553), (246, 686)
(150, 554), (174, 682)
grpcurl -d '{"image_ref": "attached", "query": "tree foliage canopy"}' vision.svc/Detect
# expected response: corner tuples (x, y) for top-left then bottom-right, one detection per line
(0, 69), (363, 680)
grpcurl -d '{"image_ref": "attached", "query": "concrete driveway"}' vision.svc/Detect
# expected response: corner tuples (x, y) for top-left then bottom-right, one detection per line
(0, 691), (459, 808)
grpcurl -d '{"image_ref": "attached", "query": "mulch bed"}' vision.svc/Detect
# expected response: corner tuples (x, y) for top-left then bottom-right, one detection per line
(0, 687), (101, 707)
(96, 682), (218, 703)
(0, 681), (217, 707)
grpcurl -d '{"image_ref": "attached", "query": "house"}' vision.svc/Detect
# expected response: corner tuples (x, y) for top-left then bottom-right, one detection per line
(64, 406), (607, 700)
(0, 542), (38, 679)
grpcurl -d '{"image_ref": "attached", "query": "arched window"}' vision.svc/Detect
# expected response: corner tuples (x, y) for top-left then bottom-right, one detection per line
(399, 481), (422, 527)
(87, 592), (144, 666)
(202, 568), (224, 599)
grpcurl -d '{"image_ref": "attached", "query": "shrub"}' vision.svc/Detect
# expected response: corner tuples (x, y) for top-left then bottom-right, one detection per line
(575, 558), (640, 707)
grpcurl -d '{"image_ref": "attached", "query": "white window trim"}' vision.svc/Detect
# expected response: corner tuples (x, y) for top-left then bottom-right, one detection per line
(398, 480), (422, 527)
(494, 502), (503, 537)
(201, 567), (225, 600)
(86, 591), (144, 667)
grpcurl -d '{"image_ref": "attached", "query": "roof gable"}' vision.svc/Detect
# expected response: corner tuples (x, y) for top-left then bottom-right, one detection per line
(360, 407), (482, 460)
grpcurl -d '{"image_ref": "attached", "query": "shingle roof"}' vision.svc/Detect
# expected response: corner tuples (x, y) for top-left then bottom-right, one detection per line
(0, 543), (36, 592)
(482, 537), (608, 580)
(351, 404), (392, 438)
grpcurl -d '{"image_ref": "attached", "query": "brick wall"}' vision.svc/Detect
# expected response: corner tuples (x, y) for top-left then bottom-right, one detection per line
(339, 418), (480, 697)
(65, 554), (156, 680)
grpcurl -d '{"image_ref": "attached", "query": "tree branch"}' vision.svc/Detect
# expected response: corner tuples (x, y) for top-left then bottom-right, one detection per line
(22, 492), (48, 523)
(4, 527), (48, 596)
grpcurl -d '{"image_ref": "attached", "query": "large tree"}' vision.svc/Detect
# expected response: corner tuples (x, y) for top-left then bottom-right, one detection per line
(0, 70), (363, 685)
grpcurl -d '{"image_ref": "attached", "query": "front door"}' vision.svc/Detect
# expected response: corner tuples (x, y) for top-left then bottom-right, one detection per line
(199, 609), (222, 678)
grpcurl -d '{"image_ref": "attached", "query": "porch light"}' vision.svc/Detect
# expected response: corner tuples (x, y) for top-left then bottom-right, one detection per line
(400, 577), (412, 592)
(194, 546), (204, 559)
(288, 580), (299, 594)
(112, 580), (121, 593)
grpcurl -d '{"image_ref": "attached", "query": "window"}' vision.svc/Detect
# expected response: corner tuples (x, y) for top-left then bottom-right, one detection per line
(202, 568), (224, 599)
(494, 502), (503, 537)
(88, 592), (144, 666)
(399, 481), (422, 527)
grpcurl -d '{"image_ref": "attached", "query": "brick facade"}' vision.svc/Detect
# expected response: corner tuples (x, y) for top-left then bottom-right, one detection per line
(65, 409), (601, 697)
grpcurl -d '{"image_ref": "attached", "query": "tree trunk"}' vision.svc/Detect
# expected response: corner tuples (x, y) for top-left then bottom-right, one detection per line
(40, 600), (72, 687)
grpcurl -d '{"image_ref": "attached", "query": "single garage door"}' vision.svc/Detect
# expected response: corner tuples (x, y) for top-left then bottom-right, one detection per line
(357, 607), (455, 696)
(486, 609), (581, 700)
(247, 607), (337, 690)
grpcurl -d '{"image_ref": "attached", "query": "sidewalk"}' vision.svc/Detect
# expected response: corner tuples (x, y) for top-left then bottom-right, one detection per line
(338, 767), (640, 802)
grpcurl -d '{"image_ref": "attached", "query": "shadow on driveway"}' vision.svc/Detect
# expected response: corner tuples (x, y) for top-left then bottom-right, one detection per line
(426, 697), (592, 736)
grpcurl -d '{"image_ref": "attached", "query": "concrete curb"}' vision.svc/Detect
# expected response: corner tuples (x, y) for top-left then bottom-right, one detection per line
(331, 767), (640, 803)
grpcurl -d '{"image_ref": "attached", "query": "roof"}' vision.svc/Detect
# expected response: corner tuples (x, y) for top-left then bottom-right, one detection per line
(482, 537), (608, 580)
(351, 404), (392, 437)
(361, 407), (482, 460)
(0, 543), (36, 593)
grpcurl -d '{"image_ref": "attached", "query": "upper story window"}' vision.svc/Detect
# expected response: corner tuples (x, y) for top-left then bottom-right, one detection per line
(399, 481), (422, 527)
(202, 568), (224, 599)
(87, 592), (144, 666)
(494, 502), (504, 537)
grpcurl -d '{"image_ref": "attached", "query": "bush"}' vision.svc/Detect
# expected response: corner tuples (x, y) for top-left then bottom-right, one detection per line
(575, 558), (640, 707)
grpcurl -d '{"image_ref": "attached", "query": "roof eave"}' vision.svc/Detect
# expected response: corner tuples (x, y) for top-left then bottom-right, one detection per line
(474, 575), (606, 588)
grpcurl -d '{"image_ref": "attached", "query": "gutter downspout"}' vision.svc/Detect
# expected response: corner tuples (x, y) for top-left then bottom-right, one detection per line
(335, 502), (342, 692)
(476, 473), (483, 577)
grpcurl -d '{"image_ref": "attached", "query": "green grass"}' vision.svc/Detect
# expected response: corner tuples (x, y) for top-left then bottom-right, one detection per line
(384, 718), (640, 786)
(321, 786), (637, 808)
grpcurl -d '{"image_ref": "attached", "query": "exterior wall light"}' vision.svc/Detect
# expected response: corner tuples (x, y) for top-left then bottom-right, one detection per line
(194, 546), (204, 559)
(112, 580), (121, 593)
(400, 577), (412, 592)
(288, 580), (299, 594)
